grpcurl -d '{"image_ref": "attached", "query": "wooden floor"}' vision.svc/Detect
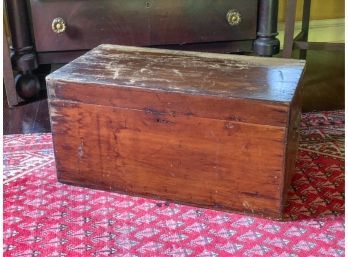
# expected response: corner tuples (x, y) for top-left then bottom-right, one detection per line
(3, 49), (344, 135)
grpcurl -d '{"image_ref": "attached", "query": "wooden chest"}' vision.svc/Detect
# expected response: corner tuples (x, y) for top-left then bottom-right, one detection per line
(46, 44), (305, 219)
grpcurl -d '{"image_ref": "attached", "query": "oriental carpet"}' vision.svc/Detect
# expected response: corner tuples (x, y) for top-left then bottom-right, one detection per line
(3, 110), (344, 256)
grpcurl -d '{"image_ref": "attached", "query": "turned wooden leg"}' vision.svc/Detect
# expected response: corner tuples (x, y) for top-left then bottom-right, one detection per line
(254, 0), (280, 56)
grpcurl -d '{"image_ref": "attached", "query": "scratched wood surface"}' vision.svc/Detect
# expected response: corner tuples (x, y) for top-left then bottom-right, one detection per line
(47, 44), (305, 102)
(47, 45), (306, 219)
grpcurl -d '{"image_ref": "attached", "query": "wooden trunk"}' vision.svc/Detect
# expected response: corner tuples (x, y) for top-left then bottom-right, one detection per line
(46, 44), (305, 220)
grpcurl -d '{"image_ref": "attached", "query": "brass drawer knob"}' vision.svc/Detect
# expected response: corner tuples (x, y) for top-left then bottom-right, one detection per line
(226, 9), (242, 26)
(52, 17), (66, 34)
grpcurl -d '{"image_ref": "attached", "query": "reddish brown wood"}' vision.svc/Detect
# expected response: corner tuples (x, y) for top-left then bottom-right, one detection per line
(281, 78), (304, 210)
(47, 45), (306, 219)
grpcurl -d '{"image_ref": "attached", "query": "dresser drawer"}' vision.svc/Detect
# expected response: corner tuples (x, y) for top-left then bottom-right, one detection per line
(29, 0), (258, 52)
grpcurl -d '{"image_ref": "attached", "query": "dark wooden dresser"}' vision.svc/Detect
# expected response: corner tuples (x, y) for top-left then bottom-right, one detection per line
(5, 0), (280, 101)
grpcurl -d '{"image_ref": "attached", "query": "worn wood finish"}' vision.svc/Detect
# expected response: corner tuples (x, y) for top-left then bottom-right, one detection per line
(48, 45), (304, 102)
(47, 45), (305, 219)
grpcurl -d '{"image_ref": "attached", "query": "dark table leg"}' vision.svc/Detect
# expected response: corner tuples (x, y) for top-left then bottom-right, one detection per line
(254, 0), (280, 56)
(5, 0), (40, 100)
(299, 0), (311, 59)
(3, 30), (20, 107)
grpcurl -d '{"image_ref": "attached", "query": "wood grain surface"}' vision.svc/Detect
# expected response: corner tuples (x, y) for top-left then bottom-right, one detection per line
(47, 45), (305, 102)
(47, 45), (305, 219)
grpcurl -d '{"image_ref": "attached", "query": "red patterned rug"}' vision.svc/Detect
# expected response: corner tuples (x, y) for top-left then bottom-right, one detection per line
(3, 111), (344, 257)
